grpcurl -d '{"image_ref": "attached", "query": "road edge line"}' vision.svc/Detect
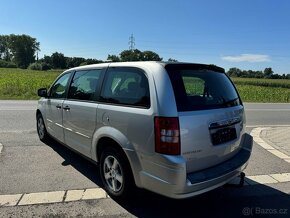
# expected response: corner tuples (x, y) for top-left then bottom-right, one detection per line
(250, 127), (290, 163)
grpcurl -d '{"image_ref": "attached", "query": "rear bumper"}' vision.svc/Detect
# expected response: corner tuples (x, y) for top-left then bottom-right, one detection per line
(139, 133), (253, 199)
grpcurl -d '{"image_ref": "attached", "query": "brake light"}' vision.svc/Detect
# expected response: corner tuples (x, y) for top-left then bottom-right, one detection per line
(154, 117), (180, 155)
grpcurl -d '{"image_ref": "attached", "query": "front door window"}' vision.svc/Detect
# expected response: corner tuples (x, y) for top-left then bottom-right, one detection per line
(50, 73), (71, 99)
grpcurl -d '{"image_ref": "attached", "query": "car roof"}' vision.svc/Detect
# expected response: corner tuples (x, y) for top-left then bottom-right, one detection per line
(64, 61), (224, 73)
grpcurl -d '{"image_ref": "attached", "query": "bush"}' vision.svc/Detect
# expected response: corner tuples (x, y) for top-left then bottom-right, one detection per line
(28, 62), (51, 71)
(0, 60), (17, 68)
(28, 62), (42, 70)
(41, 62), (51, 70)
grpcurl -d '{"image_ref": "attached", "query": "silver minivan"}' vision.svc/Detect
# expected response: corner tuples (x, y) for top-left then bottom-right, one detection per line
(36, 62), (253, 199)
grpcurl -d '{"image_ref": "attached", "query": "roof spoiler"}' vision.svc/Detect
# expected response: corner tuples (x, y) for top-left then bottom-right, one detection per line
(164, 63), (225, 73)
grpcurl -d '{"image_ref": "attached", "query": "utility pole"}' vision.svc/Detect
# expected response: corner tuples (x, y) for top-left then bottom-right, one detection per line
(128, 34), (135, 51)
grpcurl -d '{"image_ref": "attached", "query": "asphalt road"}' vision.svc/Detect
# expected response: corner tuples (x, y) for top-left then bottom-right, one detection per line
(244, 103), (290, 126)
(0, 101), (290, 217)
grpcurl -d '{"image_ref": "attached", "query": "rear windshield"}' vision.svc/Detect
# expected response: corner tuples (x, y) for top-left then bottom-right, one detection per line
(166, 65), (241, 111)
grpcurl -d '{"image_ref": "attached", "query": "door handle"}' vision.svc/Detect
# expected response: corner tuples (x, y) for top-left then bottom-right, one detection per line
(63, 106), (70, 111)
(56, 105), (62, 109)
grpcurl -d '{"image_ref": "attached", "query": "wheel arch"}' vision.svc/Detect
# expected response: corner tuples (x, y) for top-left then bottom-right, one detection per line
(36, 109), (47, 128)
(36, 109), (41, 117)
(92, 127), (143, 187)
(92, 126), (132, 162)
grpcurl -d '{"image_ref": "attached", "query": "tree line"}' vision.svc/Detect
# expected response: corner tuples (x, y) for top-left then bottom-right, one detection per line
(32, 49), (164, 70)
(107, 49), (162, 62)
(36, 52), (103, 70)
(0, 34), (104, 70)
(227, 67), (290, 79)
(0, 34), (39, 68)
(0, 34), (166, 70)
(1, 34), (289, 79)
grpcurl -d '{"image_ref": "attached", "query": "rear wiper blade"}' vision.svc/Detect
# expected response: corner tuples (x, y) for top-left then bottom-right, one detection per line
(221, 97), (239, 107)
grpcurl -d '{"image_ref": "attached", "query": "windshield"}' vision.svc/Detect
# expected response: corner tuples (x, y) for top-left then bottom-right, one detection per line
(166, 65), (241, 111)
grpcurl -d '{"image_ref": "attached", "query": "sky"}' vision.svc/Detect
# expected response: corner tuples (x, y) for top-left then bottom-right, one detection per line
(1, 0), (290, 74)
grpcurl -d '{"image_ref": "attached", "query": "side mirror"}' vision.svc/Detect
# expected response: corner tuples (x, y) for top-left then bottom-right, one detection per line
(37, 88), (48, 97)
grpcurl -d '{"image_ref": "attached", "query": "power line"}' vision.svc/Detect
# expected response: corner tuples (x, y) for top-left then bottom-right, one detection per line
(128, 34), (135, 51)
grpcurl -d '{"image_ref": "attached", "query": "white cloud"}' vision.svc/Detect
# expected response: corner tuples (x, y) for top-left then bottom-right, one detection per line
(221, 54), (271, 63)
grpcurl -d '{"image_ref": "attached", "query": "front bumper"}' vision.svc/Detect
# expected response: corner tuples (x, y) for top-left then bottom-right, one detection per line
(139, 133), (253, 199)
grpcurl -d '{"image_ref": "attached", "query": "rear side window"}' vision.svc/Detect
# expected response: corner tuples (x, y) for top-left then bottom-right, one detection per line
(68, 69), (102, 101)
(166, 65), (240, 111)
(100, 67), (150, 108)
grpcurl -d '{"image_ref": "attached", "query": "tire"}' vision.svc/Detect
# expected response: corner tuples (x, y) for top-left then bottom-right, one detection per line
(99, 146), (134, 200)
(36, 113), (50, 142)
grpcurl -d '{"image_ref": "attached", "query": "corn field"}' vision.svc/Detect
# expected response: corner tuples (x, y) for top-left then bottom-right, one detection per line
(0, 68), (61, 99)
(231, 78), (290, 103)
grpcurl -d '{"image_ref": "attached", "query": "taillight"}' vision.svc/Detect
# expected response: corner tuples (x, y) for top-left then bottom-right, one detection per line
(154, 117), (180, 155)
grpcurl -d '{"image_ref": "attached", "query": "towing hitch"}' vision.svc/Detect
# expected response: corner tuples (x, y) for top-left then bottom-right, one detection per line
(225, 172), (246, 187)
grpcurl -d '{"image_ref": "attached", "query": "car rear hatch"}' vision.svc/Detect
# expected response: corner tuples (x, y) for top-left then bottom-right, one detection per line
(165, 64), (245, 173)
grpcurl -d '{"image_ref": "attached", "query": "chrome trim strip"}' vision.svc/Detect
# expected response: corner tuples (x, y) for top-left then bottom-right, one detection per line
(75, 131), (90, 139)
(209, 117), (241, 129)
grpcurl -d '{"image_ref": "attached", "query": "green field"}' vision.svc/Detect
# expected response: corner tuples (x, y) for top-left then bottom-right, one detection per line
(0, 68), (61, 99)
(0, 68), (290, 102)
(231, 78), (290, 102)
(231, 77), (290, 89)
